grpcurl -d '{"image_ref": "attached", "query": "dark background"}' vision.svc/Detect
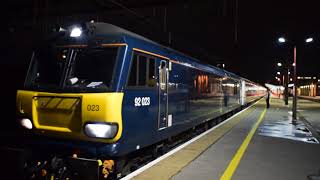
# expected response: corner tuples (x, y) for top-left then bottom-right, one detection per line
(1, 0), (320, 139)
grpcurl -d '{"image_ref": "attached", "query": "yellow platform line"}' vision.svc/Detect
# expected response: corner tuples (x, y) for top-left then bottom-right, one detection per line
(132, 101), (261, 180)
(220, 107), (267, 180)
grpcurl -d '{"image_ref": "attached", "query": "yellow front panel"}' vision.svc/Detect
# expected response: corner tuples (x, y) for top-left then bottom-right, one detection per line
(16, 90), (123, 143)
(33, 96), (81, 133)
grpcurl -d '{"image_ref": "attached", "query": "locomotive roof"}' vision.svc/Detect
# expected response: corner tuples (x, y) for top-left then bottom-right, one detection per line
(93, 22), (157, 45)
(93, 22), (201, 61)
(90, 22), (240, 79)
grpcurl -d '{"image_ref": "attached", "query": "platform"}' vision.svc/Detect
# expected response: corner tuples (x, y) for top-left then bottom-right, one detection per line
(125, 98), (320, 180)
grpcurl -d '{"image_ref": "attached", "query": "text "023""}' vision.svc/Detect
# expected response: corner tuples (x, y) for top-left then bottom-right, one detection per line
(134, 97), (150, 107)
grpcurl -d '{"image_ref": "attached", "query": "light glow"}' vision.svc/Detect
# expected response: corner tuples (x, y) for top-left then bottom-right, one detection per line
(277, 62), (282, 67)
(70, 27), (82, 37)
(20, 118), (33, 129)
(277, 72), (280, 75)
(84, 123), (117, 138)
(278, 37), (286, 43)
(305, 37), (313, 43)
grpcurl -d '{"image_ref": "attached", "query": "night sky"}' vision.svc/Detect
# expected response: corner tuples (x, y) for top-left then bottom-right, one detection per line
(2, 0), (320, 85)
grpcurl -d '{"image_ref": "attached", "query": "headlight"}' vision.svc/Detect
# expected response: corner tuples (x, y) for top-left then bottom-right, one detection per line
(70, 27), (82, 37)
(20, 118), (33, 129)
(84, 123), (118, 138)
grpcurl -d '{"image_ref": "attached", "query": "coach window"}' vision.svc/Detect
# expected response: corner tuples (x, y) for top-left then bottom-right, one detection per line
(138, 56), (147, 86)
(127, 52), (156, 87)
(148, 58), (156, 87)
(234, 82), (239, 95)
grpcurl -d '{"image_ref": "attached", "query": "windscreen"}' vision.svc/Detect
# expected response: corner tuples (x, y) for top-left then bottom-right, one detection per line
(25, 45), (119, 92)
(65, 47), (118, 90)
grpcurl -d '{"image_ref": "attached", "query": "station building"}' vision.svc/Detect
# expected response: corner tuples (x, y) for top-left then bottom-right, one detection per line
(297, 76), (320, 97)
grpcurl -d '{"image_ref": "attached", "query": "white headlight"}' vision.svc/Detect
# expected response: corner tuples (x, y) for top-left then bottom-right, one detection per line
(84, 123), (118, 138)
(70, 27), (82, 37)
(20, 118), (33, 129)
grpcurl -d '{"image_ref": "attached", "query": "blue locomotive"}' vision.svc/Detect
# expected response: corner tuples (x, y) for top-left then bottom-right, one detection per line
(16, 22), (266, 179)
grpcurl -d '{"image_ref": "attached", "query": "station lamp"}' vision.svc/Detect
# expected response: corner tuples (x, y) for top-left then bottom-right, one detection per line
(305, 37), (313, 43)
(278, 37), (286, 43)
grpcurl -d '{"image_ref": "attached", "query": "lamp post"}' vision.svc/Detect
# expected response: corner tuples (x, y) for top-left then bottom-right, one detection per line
(292, 46), (297, 120)
(277, 36), (313, 120)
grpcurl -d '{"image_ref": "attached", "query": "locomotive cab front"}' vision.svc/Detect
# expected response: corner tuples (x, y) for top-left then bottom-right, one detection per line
(16, 24), (127, 145)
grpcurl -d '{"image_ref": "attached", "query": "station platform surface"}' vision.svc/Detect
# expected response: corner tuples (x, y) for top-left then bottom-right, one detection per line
(128, 98), (320, 180)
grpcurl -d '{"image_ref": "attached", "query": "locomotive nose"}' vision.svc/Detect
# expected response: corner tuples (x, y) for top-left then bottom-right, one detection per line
(16, 90), (124, 143)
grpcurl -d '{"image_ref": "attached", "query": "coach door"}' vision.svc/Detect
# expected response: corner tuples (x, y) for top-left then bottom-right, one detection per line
(158, 60), (168, 130)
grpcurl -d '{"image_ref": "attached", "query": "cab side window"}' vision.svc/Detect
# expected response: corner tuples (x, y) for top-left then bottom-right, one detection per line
(128, 52), (156, 87)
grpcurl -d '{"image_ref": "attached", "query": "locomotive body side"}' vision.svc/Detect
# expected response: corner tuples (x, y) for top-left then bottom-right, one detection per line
(118, 37), (244, 155)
